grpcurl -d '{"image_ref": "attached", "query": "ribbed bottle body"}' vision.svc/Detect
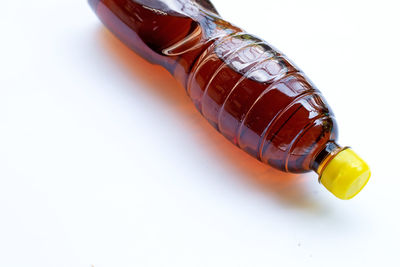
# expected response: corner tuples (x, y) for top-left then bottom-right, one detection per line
(187, 33), (338, 172)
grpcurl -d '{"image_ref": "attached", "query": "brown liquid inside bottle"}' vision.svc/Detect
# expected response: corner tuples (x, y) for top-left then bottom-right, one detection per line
(89, 0), (339, 173)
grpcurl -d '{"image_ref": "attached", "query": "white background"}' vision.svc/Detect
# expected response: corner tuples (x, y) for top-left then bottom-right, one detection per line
(1, 0), (399, 266)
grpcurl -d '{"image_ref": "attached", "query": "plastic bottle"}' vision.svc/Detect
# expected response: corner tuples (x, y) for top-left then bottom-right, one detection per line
(88, 0), (370, 199)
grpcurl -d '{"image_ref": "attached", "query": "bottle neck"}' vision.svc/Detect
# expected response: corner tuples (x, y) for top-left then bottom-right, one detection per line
(311, 141), (346, 176)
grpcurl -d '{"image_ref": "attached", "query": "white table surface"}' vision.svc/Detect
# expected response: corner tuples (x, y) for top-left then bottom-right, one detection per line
(1, 1), (399, 266)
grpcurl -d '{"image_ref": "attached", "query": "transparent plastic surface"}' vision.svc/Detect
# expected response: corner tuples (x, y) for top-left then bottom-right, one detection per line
(88, 0), (338, 173)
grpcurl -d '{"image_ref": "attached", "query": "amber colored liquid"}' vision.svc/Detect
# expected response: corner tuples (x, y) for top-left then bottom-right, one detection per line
(89, 0), (338, 173)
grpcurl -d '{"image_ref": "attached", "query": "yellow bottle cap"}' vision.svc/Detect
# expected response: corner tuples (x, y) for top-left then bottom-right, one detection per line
(320, 148), (371, 200)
